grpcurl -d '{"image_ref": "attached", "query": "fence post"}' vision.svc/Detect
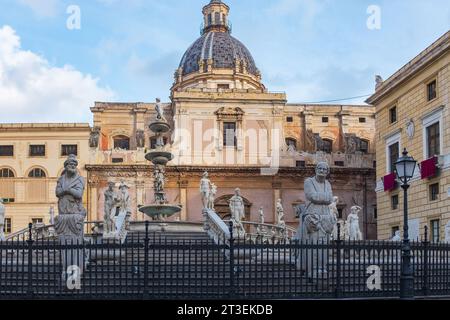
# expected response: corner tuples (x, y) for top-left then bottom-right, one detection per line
(422, 225), (429, 297)
(335, 223), (342, 299)
(228, 221), (235, 299)
(143, 221), (149, 299)
(27, 223), (34, 299)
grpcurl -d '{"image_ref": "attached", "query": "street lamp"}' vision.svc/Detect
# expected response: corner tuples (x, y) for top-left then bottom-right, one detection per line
(395, 148), (417, 299)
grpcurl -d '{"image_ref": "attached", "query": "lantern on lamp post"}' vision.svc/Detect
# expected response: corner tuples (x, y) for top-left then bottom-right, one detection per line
(395, 148), (417, 299)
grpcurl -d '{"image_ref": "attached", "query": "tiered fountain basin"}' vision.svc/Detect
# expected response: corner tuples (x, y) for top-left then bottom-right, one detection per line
(139, 204), (182, 219)
(145, 151), (174, 166)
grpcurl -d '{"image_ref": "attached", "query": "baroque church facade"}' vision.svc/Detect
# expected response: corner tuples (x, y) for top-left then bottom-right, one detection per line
(0, 0), (377, 238)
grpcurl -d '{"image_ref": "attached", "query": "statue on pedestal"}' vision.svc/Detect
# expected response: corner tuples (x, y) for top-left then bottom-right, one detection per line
(229, 188), (246, 237)
(276, 199), (286, 229)
(200, 172), (211, 210)
(347, 206), (363, 240)
(155, 98), (166, 122)
(0, 199), (5, 241)
(298, 162), (336, 277)
(104, 182), (119, 235)
(119, 182), (131, 215)
(54, 155), (87, 242)
(207, 183), (217, 210)
(392, 231), (401, 242)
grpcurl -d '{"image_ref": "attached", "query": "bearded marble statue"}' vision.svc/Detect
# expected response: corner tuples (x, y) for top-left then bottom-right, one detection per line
(54, 154), (87, 242)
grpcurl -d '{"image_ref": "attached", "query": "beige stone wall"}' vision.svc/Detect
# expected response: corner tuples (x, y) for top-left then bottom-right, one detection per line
(0, 124), (91, 233)
(374, 49), (450, 240)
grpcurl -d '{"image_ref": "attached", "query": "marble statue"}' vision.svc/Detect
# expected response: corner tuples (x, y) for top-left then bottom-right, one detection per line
(54, 154), (87, 242)
(104, 182), (119, 234)
(200, 172), (211, 209)
(329, 196), (339, 240)
(207, 183), (217, 210)
(347, 206), (363, 241)
(276, 199), (286, 229)
(345, 135), (358, 154)
(259, 207), (265, 225)
(392, 230), (401, 242)
(89, 127), (101, 148)
(256, 207), (265, 236)
(298, 162), (336, 277)
(0, 199), (5, 241)
(229, 188), (246, 236)
(287, 141), (296, 153)
(136, 130), (145, 148)
(119, 182), (131, 215)
(375, 75), (384, 90)
(155, 98), (166, 122)
(445, 221), (450, 244)
(49, 206), (55, 225)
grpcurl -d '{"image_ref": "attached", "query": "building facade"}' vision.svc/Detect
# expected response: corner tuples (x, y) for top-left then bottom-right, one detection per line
(0, 123), (91, 233)
(367, 31), (450, 241)
(1, 0), (378, 238)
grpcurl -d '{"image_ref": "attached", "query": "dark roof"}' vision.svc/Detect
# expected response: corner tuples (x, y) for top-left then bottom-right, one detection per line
(179, 31), (259, 76)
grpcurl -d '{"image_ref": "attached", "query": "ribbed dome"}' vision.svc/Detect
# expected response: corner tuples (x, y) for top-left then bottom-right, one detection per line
(179, 31), (259, 77)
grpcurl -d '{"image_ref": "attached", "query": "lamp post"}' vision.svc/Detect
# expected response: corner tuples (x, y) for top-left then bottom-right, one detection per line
(395, 148), (417, 299)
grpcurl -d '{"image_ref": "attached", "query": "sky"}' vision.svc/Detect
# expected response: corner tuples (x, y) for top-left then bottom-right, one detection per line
(0, 0), (449, 123)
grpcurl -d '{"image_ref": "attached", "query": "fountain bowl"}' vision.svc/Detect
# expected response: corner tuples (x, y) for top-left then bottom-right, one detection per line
(145, 151), (174, 165)
(149, 121), (171, 133)
(139, 204), (182, 219)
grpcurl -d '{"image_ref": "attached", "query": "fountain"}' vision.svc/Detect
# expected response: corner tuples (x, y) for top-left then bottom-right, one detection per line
(139, 98), (182, 220)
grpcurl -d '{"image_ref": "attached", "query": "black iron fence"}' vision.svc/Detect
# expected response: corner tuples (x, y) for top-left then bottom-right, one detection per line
(0, 223), (449, 300)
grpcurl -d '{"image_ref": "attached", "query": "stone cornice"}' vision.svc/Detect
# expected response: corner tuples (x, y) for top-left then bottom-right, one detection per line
(367, 31), (450, 105)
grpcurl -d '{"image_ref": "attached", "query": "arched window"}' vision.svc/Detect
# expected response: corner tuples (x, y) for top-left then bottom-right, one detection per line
(359, 139), (369, 154)
(28, 168), (46, 178)
(286, 138), (297, 151)
(321, 139), (333, 154)
(0, 168), (14, 178)
(113, 136), (130, 150)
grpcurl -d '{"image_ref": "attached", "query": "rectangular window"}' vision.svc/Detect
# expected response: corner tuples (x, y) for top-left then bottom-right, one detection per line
(359, 140), (369, 154)
(31, 218), (43, 225)
(391, 195), (399, 210)
(359, 117), (366, 123)
(29, 145), (45, 157)
(2, 198), (15, 204)
(426, 122), (440, 157)
(373, 206), (378, 220)
(296, 161), (305, 168)
(427, 80), (437, 101)
(61, 144), (78, 156)
(223, 122), (237, 147)
(334, 161), (344, 167)
(322, 117), (329, 123)
(3, 218), (11, 234)
(389, 106), (397, 124)
(286, 117), (293, 123)
(389, 142), (399, 173)
(217, 84), (229, 90)
(0, 145), (13, 157)
(429, 183), (439, 201)
(112, 158), (124, 163)
(431, 219), (440, 243)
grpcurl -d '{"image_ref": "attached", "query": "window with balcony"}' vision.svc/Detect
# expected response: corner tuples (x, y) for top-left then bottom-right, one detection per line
(0, 145), (13, 157)
(223, 122), (237, 147)
(29, 145), (45, 157)
(61, 144), (78, 156)
(426, 122), (440, 158)
(113, 136), (130, 150)
(388, 142), (399, 174)
(427, 80), (437, 101)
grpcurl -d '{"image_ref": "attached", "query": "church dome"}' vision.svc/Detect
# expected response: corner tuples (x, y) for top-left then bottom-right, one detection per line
(179, 31), (259, 77)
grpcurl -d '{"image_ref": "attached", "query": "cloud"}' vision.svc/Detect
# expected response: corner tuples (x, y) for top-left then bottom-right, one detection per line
(0, 25), (116, 123)
(18, 0), (59, 17)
